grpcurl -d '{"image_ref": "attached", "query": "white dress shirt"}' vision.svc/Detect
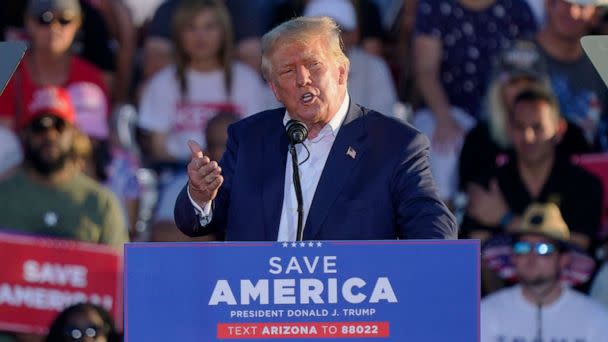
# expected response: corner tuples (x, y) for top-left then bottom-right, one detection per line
(188, 94), (350, 240)
(277, 94), (350, 241)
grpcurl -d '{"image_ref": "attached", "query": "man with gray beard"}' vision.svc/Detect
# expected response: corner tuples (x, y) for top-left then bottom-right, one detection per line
(0, 86), (127, 250)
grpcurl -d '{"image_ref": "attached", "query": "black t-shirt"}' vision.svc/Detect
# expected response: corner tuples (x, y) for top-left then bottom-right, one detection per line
(459, 121), (592, 190)
(461, 157), (602, 242)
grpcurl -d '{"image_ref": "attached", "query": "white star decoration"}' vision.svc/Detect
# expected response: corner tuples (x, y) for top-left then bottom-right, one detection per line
(281, 241), (323, 247)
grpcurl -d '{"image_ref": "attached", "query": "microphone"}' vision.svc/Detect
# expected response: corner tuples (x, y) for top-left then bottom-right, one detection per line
(285, 120), (307, 241)
(285, 120), (308, 145)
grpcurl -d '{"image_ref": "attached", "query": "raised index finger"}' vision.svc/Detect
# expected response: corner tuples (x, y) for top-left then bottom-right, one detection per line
(188, 140), (204, 159)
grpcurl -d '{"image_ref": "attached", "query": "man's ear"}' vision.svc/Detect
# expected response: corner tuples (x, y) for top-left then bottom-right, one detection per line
(338, 62), (348, 85)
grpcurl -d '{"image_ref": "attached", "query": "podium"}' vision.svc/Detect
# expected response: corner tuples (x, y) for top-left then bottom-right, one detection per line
(125, 240), (479, 341)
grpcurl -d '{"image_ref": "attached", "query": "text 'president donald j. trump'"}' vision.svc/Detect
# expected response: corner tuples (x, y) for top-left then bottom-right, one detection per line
(174, 16), (457, 241)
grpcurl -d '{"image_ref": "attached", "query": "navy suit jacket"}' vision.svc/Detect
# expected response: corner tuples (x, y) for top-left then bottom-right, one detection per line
(175, 102), (457, 240)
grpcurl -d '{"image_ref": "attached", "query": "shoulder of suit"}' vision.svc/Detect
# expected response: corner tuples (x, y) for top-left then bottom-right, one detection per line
(356, 104), (423, 138)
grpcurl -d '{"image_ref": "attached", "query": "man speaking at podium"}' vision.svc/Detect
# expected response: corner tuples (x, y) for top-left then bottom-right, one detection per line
(174, 16), (456, 241)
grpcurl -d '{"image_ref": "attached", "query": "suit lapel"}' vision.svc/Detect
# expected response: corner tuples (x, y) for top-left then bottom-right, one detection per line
(262, 110), (289, 240)
(304, 103), (367, 239)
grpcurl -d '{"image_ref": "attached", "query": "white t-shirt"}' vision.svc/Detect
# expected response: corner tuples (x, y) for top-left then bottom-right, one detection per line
(591, 263), (608, 310)
(347, 47), (397, 117)
(481, 285), (608, 342)
(138, 62), (267, 160)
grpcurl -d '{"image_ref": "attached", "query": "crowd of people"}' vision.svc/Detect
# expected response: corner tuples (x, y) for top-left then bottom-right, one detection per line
(2, 0), (608, 340)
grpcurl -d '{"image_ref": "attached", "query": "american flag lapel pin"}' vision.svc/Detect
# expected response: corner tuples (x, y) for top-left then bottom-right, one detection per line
(346, 146), (357, 159)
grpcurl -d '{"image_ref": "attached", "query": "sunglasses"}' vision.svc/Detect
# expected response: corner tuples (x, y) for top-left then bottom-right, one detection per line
(512, 241), (557, 256)
(36, 11), (74, 26)
(28, 116), (67, 134)
(63, 325), (108, 341)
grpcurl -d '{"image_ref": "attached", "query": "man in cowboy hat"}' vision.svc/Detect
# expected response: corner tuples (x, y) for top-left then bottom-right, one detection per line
(481, 202), (608, 342)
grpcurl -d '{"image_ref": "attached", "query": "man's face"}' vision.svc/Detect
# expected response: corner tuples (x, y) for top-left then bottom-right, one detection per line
(23, 115), (74, 175)
(512, 235), (564, 287)
(545, 0), (596, 41)
(508, 100), (560, 167)
(267, 37), (348, 128)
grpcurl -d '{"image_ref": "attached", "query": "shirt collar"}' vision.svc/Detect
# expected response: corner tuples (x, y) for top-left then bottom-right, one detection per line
(283, 92), (350, 140)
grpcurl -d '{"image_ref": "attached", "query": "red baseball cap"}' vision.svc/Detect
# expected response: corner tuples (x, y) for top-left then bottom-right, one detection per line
(19, 86), (76, 130)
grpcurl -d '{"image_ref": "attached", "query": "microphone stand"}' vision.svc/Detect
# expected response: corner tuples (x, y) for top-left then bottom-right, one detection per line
(289, 144), (305, 241)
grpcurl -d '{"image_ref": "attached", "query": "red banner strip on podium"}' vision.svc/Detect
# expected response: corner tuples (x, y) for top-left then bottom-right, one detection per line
(217, 321), (389, 339)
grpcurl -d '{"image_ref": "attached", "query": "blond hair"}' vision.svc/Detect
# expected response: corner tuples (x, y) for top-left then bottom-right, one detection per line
(484, 77), (553, 149)
(260, 16), (350, 81)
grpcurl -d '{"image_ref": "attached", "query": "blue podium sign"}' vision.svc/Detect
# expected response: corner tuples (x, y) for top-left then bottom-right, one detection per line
(125, 240), (479, 341)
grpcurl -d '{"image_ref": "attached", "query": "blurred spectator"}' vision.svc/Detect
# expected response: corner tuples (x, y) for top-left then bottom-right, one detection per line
(46, 303), (121, 342)
(463, 87), (602, 252)
(84, 0), (137, 104)
(272, 0), (386, 57)
(413, 0), (537, 149)
(525, 0), (547, 26)
(0, 0), (111, 144)
(204, 111), (238, 163)
(0, 0), (117, 91)
(355, 0), (386, 57)
(412, 0), (537, 204)
(122, 0), (164, 29)
(459, 40), (591, 192)
(0, 87), (128, 249)
(591, 259), (608, 309)
(150, 111), (237, 242)
(381, 0), (418, 107)
(535, 0), (608, 150)
(142, 0), (275, 80)
(137, 0), (266, 164)
(304, 0), (398, 116)
(72, 130), (141, 240)
(481, 203), (608, 341)
(591, 6), (608, 34)
(0, 125), (23, 181)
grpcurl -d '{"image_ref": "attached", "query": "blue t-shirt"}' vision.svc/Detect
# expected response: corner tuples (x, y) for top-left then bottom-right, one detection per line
(415, 0), (537, 119)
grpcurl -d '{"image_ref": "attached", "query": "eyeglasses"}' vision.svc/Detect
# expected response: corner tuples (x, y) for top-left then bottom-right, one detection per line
(28, 116), (67, 134)
(512, 241), (557, 256)
(63, 325), (108, 341)
(36, 11), (74, 26)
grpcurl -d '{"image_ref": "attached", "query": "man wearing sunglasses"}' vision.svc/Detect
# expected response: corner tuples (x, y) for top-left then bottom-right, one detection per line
(481, 203), (608, 342)
(0, 87), (127, 249)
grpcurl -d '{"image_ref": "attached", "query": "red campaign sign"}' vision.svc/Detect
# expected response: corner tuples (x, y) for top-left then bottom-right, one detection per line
(0, 231), (122, 334)
(217, 322), (390, 339)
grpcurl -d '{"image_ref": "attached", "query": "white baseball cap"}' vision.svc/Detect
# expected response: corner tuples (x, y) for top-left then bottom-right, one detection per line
(564, 0), (608, 6)
(304, 0), (357, 31)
